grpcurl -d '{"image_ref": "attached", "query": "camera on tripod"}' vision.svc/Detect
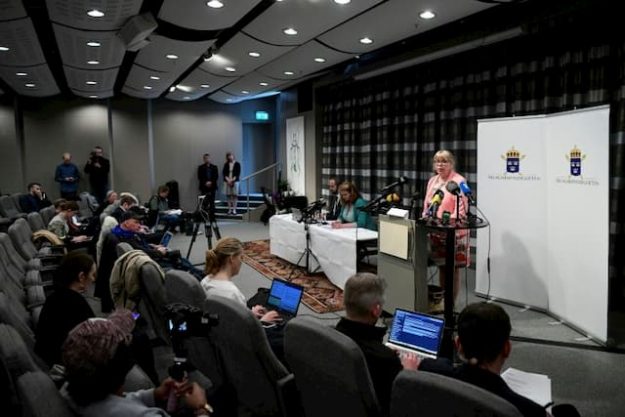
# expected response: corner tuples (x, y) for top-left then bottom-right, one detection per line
(164, 303), (219, 357)
(296, 198), (326, 224)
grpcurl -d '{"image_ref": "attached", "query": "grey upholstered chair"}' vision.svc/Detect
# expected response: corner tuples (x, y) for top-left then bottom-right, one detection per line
(0, 232), (43, 273)
(26, 212), (46, 233)
(0, 195), (27, 220)
(8, 218), (55, 262)
(203, 295), (295, 417)
(39, 206), (56, 227)
(284, 316), (382, 417)
(164, 270), (206, 309)
(390, 370), (523, 417)
(16, 371), (76, 417)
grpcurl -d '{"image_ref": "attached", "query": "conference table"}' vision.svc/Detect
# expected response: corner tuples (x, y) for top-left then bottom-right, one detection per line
(269, 214), (378, 290)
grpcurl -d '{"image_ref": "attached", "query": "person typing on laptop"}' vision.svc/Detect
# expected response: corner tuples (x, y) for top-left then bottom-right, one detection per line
(335, 273), (419, 415)
(418, 302), (580, 417)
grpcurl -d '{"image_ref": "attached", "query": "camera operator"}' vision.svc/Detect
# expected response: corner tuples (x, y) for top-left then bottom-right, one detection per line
(197, 153), (218, 221)
(84, 145), (110, 204)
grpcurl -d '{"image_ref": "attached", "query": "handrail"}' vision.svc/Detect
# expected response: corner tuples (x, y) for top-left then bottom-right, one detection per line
(240, 162), (281, 182)
(241, 162), (281, 221)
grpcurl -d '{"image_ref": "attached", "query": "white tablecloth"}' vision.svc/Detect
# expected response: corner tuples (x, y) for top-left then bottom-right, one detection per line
(269, 214), (378, 289)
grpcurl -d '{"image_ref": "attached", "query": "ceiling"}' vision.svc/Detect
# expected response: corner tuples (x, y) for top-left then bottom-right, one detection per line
(0, 0), (502, 104)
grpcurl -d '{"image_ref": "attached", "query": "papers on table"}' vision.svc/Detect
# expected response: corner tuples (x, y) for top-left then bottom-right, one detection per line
(163, 209), (182, 215)
(501, 367), (552, 408)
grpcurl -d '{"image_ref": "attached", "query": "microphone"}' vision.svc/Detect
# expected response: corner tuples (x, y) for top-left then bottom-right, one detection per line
(459, 181), (476, 205)
(428, 189), (444, 218)
(446, 180), (461, 196)
(380, 176), (409, 193)
(304, 198), (326, 212)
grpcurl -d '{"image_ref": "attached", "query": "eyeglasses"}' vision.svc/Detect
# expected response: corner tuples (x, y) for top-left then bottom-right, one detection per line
(434, 160), (451, 165)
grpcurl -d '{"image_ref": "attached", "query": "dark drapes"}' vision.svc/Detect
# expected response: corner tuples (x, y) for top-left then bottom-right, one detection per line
(319, 29), (625, 338)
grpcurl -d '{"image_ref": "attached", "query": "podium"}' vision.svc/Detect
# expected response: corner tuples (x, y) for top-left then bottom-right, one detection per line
(377, 215), (429, 313)
(417, 217), (489, 359)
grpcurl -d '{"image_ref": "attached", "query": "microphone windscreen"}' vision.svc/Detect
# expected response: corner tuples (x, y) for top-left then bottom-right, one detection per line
(446, 181), (460, 195)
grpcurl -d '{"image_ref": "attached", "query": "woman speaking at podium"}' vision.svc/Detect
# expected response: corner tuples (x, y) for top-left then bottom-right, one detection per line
(422, 150), (470, 303)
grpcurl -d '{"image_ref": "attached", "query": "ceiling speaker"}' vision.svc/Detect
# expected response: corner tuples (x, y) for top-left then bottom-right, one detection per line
(117, 13), (158, 52)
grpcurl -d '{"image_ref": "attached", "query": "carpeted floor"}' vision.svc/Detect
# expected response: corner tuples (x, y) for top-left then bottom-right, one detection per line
(241, 239), (344, 314)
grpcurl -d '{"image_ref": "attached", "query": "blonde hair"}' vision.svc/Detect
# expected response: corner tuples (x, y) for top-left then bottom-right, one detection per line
(432, 149), (456, 172)
(204, 237), (243, 275)
(338, 181), (360, 204)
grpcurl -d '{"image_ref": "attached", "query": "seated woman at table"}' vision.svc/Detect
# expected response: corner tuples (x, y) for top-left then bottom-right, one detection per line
(332, 181), (377, 231)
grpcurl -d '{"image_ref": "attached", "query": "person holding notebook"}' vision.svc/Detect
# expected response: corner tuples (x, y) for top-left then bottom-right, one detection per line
(335, 273), (419, 415)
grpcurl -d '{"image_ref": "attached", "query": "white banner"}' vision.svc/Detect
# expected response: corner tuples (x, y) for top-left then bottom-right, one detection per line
(477, 106), (609, 342)
(286, 116), (305, 195)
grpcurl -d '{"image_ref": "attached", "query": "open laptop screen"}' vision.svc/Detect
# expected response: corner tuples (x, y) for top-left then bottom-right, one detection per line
(267, 279), (303, 315)
(160, 231), (174, 247)
(388, 309), (445, 356)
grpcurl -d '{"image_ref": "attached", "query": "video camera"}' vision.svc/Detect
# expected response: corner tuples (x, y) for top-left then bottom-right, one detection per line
(164, 303), (219, 358)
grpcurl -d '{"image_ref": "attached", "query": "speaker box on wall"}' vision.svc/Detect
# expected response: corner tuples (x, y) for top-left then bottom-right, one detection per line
(297, 82), (313, 113)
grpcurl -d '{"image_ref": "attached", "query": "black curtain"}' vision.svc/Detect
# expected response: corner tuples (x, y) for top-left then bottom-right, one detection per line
(319, 29), (625, 338)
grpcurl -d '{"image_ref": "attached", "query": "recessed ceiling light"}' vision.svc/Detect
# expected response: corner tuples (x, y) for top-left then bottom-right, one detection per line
(143, 86), (152, 90)
(87, 60), (99, 65)
(419, 10), (436, 19)
(150, 75), (160, 80)
(226, 98), (233, 102)
(284, 71), (294, 76)
(359, 37), (374, 45)
(206, 0), (224, 8)
(16, 72), (28, 76)
(225, 66), (236, 72)
(314, 57), (326, 63)
(0, 46), (10, 51)
(89, 95), (98, 98)
(241, 90), (249, 94)
(183, 96), (190, 100)
(25, 83), (36, 88)
(259, 82), (269, 86)
(86, 81), (97, 85)
(334, 0), (351, 4)
(248, 51), (261, 58)
(86, 9), (104, 18)
(166, 54), (179, 60)
(86, 41), (101, 47)
(200, 84), (210, 88)
(169, 86), (176, 92)
(283, 28), (298, 36)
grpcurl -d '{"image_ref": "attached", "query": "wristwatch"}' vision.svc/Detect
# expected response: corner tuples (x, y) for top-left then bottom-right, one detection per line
(195, 403), (213, 416)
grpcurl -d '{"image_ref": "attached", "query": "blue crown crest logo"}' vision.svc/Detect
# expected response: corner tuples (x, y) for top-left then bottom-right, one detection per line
(500, 146), (525, 174)
(565, 145), (586, 177)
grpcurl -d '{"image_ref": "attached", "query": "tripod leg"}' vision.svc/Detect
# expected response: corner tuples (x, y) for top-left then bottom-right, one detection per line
(212, 221), (221, 240)
(186, 222), (200, 259)
(204, 222), (213, 250)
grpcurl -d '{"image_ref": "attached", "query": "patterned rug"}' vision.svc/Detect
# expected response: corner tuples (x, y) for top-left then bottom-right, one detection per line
(241, 239), (344, 314)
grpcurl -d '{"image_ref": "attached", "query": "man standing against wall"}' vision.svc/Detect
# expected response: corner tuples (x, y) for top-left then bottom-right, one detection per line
(197, 153), (219, 220)
(54, 153), (80, 200)
(84, 145), (110, 204)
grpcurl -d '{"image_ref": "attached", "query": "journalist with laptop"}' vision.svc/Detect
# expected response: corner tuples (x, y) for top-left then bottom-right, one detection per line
(335, 273), (419, 415)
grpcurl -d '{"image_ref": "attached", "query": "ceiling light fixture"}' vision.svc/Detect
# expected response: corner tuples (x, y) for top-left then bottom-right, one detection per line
(184, 96), (190, 100)
(226, 98), (233, 102)
(86, 41), (101, 47)
(86, 81), (97, 85)
(169, 86), (176, 92)
(202, 50), (213, 62)
(16, 72), (28, 76)
(87, 9), (105, 18)
(143, 86), (153, 90)
(0, 46), (10, 51)
(359, 37), (374, 45)
(283, 27), (298, 36)
(314, 57), (326, 63)
(200, 84), (210, 88)
(89, 95), (98, 98)
(150, 75), (160, 80)
(334, 0), (351, 4)
(241, 90), (249, 94)
(166, 54), (179, 60)
(419, 10), (436, 19)
(225, 66), (236, 72)
(87, 60), (99, 65)
(25, 83), (36, 88)
(259, 82), (269, 86)
(284, 71), (294, 76)
(206, 0), (224, 8)
(248, 51), (261, 58)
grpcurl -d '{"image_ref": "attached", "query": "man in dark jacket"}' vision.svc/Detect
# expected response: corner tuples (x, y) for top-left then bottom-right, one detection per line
(197, 153), (219, 220)
(55, 153), (80, 200)
(84, 146), (110, 204)
(19, 182), (52, 213)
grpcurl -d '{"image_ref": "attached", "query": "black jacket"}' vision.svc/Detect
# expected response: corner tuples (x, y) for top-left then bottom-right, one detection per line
(84, 156), (110, 186)
(197, 163), (219, 194)
(222, 161), (241, 182)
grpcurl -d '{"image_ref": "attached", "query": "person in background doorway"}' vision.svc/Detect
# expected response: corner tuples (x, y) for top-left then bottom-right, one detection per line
(222, 152), (241, 215)
(55, 152), (81, 200)
(84, 146), (110, 204)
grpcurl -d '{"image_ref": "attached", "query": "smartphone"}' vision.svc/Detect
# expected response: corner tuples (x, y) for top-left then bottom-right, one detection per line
(132, 312), (140, 320)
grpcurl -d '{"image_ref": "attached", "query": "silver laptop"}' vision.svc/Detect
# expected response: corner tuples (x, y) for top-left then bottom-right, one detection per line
(385, 309), (445, 360)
